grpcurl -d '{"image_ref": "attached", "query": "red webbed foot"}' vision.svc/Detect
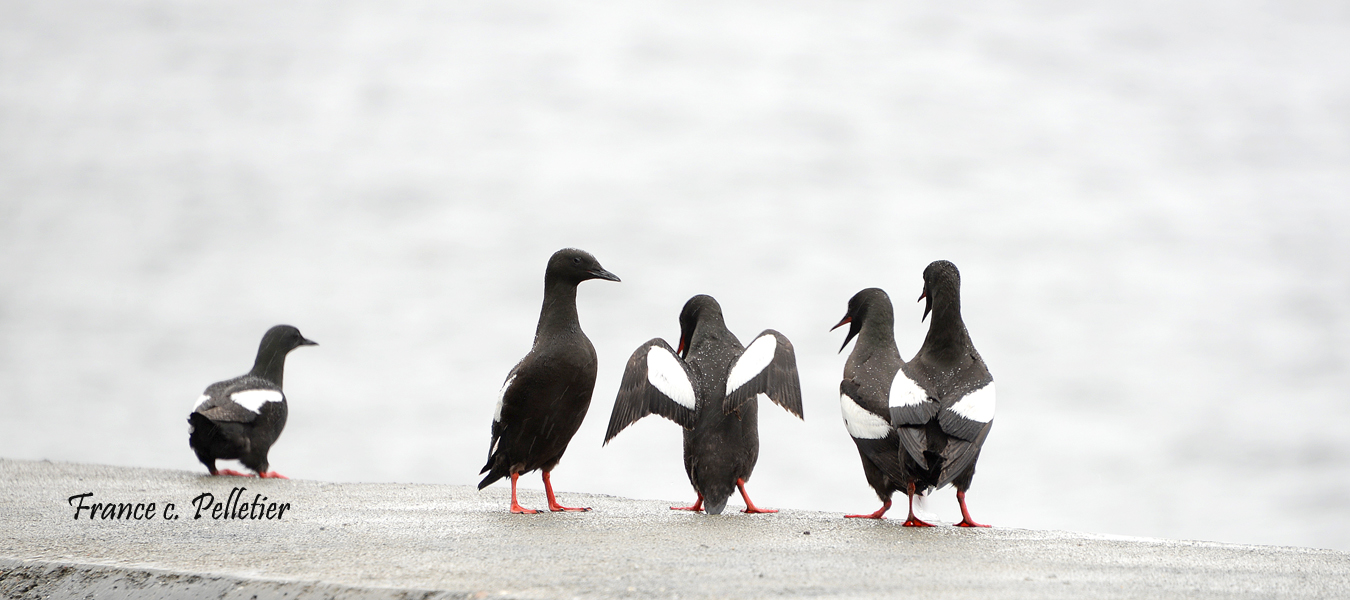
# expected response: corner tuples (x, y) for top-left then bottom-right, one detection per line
(845, 500), (891, 519)
(216, 469), (255, 477)
(743, 506), (779, 514)
(736, 479), (777, 514)
(508, 472), (538, 514)
(542, 471), (590, 512)
(902, 482), (933, 526)
(671, 494), (704, 511)
(511, 503), (539, 514)
(954, 490), (989, 527)
(258, 471), (288, 479)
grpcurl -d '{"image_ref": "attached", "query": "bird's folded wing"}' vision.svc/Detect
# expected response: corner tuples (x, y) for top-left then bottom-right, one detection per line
(936, 382), (995, 442)
(937, 422), (993, 489)
(934, 382), (995, 488)
(604, 339), (698, 443)
(723, 330), (803, 419)
(888, 366), (938, 468)
(194, 388), (283, 423)
(840, 380), (908, 483)
(483, 371), (520, 466)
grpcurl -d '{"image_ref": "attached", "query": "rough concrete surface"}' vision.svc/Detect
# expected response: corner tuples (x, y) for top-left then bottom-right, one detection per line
(2, 459), (1347, 599)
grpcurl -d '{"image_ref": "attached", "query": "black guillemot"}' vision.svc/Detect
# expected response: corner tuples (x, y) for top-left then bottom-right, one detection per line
(188, 324), (317, 478)
(478, 248), (620, 513)
(832, 288), (914, 521)
(891, 260), (996, 527)
(605, 294), (803, 515)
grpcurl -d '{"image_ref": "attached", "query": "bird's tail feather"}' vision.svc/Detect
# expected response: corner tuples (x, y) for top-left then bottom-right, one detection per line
(478, 453), (509, 490)
(478, 467), (507, 490)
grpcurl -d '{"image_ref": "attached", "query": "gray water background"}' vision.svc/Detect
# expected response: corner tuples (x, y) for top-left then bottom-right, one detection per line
(2, 0), (1348, 551)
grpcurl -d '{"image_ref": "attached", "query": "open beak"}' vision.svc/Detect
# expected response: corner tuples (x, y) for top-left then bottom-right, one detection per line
(919, 289), (931, 322)
(831, 316), (851, 332)
(677, 327), (693, 359)
(833, 315), (860, 353)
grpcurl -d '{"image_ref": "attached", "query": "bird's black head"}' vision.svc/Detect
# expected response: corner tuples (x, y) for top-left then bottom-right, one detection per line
(676, 294), (722, 359)
(919, 260), (961, 321)
(251, 324), (317, 385)
(832, 287), (892, 352)
(259, 324), (318, 354)
(545, 248), (621, 285)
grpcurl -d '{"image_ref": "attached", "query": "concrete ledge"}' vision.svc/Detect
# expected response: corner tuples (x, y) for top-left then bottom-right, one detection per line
(0, 559), (462, 600)
(3, 458), (1347, 599)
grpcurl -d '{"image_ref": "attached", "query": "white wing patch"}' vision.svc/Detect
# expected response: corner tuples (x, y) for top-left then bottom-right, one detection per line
(949, 382), (996, 423)
(229, 389), (284, 413)
(725, 334), (776, 395)
(647, 347), (697, 410)
(193, 394), (211, 410)
(888, 371), (929, 408)
(840, 392), (891, 440)
(494, 374), (516, 423)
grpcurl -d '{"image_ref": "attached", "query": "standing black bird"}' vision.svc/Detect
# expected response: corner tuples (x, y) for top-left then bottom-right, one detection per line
(605, 294), (803, 515)
(479, 248), (620, 513)
(890, 260), (996, 527)
(188, 324), (317, 478)
(831, 288), (921, 522)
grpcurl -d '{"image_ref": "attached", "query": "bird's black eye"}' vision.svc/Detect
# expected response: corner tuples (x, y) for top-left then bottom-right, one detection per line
(573, 257), (581, 264)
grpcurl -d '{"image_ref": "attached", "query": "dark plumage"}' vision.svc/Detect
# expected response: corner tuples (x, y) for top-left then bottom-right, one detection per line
(832, 288), (913, 520)
(479, 248), (620, 513)
(890, 260), (996, 527)
(188, 324), (317, 478)
(605, 294), (803, 515)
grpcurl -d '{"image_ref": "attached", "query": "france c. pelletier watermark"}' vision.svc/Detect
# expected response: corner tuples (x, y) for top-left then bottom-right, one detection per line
(67, 487), (291, 521)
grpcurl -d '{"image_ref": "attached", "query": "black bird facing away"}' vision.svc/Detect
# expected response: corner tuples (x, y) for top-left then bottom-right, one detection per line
(605, 294), (803, 515)
(889, 260), (996, 527)
(831, 288), (916, 521)
(479, 248), (620, 513)
(188, 324), (317, 478)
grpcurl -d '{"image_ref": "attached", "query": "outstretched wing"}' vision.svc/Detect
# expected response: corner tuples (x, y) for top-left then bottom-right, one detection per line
(723, 329), (803, 418)
(604, 339), (698, 443)
(935, 381), (995, 488)
(888, 364), (939, 470)
(193, 380), (283, 424)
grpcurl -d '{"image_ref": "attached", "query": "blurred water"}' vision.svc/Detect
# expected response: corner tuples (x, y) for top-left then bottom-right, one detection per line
(1, 0), (1348, 550)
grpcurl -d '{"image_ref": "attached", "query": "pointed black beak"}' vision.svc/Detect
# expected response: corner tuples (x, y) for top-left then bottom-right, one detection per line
(300, 337), (318, 346)
(919, 289), (931, 322)
(588, 268), (621, 282)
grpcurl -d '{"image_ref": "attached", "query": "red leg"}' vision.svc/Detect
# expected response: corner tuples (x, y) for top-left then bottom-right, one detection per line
(216, 469), (256, 477)
(901, 481), (934, 527)
(845, 499), (891, 519)
(954, 490), (990, 527)
(736, 479), (778, 514)
(671, 493), (704, 511)
(258, 471), (289, 479)
(543, 471), (590, 512)
(510, 472), (538, 514)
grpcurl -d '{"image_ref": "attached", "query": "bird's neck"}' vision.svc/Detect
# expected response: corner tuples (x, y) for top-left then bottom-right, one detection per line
(850, 318), (898, 364)
(921, 297), (970, 361)
(536, 279), (582, 339)
(686, 313), (739, 361)
(249, 349), (287, 387)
